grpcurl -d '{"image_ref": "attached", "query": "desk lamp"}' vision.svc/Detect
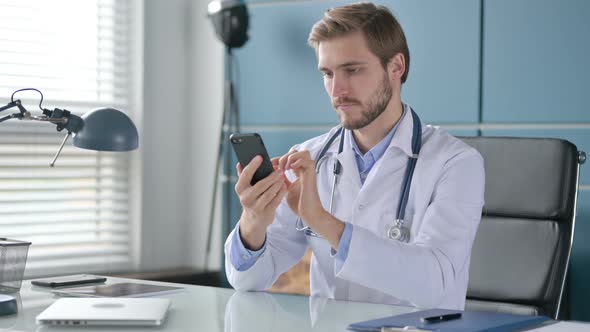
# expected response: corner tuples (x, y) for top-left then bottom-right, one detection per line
(0, 88), (138, 316)
(0, 88), (138, 166)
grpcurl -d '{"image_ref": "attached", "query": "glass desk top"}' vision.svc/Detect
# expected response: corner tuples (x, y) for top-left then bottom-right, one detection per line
(0, 277), (586, 332)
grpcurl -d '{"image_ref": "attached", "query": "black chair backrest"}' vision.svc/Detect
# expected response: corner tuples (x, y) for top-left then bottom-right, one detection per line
(460, 137), (581, 319)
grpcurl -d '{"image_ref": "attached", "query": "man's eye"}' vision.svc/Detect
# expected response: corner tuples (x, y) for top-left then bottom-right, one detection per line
(322, 72), (333, 78)
(347, 68), (360, 74)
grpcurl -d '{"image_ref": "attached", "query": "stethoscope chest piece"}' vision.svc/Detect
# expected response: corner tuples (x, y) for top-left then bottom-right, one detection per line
(387, 220), (410, 242)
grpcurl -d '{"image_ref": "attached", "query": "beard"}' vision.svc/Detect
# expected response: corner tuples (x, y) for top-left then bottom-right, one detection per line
(333, 73), (393, 130)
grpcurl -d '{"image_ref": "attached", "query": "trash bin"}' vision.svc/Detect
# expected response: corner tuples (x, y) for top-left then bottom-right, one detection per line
(0, 238), (32, 293)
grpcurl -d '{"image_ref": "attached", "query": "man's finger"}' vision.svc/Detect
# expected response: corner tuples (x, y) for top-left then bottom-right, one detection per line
(256, 179), (285, 209)
(285, 151), (307, 170)
(235, 155), (262, 192)
(279, 150), (297, 171)
(249, 170), (283, 198)
(290, 157), (314, 169)
(285, 151), (299, 170)
(267, 183), (288, 210)
(271, 157), (280, 167)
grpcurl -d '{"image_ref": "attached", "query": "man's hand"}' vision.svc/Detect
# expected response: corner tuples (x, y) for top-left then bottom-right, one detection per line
(235, 156), (289, 250)
(278, 150), (325, 223)
(278, 149), (345, 250)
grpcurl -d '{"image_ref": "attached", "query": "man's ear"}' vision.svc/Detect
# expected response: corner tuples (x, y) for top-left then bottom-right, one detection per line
(387, 53), (406, 82)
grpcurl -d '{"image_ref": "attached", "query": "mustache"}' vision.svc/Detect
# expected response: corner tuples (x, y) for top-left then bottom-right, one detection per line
(332, 97), (361, 108)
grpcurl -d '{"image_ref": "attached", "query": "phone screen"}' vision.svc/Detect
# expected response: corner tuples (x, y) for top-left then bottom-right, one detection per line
(230, 133), (274, 185)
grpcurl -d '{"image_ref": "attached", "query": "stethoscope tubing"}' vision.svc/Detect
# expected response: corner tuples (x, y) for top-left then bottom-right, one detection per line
(297, 107), (422, 241)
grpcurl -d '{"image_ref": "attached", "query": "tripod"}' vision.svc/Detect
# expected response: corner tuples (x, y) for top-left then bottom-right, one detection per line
(204, 47), (240, 270)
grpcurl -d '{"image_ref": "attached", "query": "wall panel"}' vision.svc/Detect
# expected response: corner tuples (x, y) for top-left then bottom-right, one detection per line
(235, 0), (481, 125)
(482, 0), (590, 123)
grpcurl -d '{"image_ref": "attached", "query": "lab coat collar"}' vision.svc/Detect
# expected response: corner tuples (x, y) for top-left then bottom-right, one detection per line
(335, 145), (362, 190)
(319, 104), (418, 192)
(388, 103), (419, 158)
(326, 103), (418, 160)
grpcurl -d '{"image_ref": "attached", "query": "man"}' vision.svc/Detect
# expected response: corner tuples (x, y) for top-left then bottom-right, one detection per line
(224, 2), (484, 310)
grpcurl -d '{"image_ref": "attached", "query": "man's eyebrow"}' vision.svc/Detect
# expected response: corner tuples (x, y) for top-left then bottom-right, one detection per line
(318, 61), (368, 72)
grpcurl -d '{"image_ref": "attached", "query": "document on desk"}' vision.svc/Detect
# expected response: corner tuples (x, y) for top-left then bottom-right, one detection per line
(51, 282), (184, 298)
(347, 308), (550, 332)
(528, 321), (590, 331)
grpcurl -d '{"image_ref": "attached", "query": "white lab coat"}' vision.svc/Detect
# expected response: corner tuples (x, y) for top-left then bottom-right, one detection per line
(225, 105), (485, 310)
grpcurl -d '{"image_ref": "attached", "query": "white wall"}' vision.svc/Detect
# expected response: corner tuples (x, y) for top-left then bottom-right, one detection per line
(140, 0), (223, 272)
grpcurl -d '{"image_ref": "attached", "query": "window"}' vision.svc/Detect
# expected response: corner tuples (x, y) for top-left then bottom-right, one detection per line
(0, 0), (140, 277)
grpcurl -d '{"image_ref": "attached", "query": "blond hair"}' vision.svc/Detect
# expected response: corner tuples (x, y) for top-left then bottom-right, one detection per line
(308, 2), (410, 83)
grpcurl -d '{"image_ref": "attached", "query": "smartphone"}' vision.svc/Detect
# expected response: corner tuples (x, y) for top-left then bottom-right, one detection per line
(31, 274), (107, 288)
(230, 133), (274, 185)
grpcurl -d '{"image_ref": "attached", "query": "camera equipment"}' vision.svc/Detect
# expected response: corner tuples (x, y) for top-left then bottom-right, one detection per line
(207, 0), (249, 48)
(205, 0), (250, 269)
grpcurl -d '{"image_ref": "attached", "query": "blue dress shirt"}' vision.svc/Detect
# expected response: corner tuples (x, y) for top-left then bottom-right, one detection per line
(229, 223), (266, 271)
(332, 121), (400, 272)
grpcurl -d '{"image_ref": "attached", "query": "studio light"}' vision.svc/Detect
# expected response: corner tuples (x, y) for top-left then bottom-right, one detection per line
(207, 0), (249, 49)
(204, 0), (250, 269)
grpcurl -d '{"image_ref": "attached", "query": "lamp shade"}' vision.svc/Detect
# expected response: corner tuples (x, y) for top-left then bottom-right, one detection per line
(73, 108), (138, 151)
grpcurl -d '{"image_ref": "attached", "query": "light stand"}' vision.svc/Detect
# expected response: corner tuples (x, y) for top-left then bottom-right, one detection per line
(205, 0), (249, 269)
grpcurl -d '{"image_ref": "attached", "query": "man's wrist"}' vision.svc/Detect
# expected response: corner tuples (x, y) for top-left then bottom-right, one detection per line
(301, 206), (327, 225)
(239, 218), (267, 251)
(304, 209), (345, 249)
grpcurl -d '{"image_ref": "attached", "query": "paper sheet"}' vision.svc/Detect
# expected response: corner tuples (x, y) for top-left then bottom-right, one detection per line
(528, 321), (590, 331)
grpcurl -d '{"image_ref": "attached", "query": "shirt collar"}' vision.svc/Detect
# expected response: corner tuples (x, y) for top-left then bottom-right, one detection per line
(349, 123), (396, 161)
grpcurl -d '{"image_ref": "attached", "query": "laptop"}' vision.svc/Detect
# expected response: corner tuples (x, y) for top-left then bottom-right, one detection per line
(36, 297), (171, 326)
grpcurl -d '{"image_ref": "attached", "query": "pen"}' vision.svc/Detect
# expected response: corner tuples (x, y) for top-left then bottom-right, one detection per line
(420, 312), (462, 324)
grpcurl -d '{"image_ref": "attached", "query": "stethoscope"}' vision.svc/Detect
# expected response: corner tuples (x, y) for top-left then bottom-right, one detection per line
(295, 108), (422, 243)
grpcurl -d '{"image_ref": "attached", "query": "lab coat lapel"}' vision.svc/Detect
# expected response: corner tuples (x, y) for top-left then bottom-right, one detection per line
(389, 103), (416, 159)
(336, 148), (361, 193)
(361, 104), (416, 189)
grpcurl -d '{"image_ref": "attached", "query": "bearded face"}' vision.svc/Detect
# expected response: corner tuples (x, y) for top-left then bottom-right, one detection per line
(333, 72), (393, 130)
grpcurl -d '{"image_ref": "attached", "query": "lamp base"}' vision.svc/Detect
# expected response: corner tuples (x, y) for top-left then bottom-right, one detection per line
(0, 294), (17, 316)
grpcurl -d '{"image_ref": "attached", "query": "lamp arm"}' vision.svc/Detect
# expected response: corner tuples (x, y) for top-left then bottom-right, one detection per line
(25, 112), (68, 124)
(0, 96), (82, 167)
(2, 88), (138, 166)
(0, 114), (18, 123)
(0, 100), (27, 122)
(0, 99), (81, 133)
(0, 100), (19, 113)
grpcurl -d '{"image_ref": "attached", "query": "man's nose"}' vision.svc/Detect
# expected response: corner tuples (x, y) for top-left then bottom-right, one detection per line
(330, 75), (349, 97)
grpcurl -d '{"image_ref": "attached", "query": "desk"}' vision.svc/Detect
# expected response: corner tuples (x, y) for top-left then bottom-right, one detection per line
(0, 277), (587, 331)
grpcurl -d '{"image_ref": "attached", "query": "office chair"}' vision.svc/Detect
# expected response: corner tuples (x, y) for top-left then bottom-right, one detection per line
(460, 137), (585, 320)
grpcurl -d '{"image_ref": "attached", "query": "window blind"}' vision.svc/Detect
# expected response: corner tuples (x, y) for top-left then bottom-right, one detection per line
(0, 0), (138, 277)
